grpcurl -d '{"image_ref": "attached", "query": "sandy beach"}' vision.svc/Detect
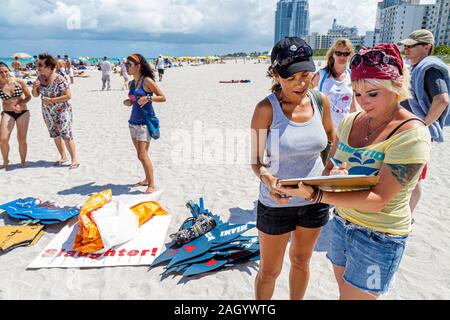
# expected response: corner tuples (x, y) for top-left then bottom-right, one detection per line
(0, 61), (449, 300)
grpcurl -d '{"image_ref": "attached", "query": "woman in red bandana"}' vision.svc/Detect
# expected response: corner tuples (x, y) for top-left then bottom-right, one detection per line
(278, 44), (431, 299)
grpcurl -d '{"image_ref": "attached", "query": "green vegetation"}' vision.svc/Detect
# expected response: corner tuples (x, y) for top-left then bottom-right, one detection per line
(221, 51), (269, 58)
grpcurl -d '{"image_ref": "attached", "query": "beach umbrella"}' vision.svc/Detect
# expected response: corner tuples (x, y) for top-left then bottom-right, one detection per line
(11, 52), (31, 59)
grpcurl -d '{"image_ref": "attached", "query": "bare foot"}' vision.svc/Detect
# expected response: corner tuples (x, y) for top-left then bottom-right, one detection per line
(21, 162), (28, 168)
(134, 180), (149, 187)
(144, 186), (155, 194)
(1, 160), (9, 170)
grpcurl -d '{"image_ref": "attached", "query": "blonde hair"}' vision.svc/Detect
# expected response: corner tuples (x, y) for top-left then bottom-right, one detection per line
(324, 38), (355, 78)
(352, 66), (411, 102)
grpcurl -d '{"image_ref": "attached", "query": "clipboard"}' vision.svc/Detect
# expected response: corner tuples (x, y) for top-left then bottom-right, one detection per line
(278, 175), (380, 192)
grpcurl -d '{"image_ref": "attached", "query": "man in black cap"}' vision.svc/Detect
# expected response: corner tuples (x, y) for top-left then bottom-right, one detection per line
(398, 29), (449, 212)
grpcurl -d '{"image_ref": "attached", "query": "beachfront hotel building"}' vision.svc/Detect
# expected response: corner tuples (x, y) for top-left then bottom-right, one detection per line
(274, 0), (310, 44)
(305, 19), (363, 50)
(374, 0), (449, 46)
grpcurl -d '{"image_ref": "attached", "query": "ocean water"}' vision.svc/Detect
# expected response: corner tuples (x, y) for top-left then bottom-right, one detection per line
(0, 57), (33, 68)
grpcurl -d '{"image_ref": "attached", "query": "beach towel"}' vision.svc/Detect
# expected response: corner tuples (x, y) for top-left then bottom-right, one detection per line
(0, 197), (79, 225)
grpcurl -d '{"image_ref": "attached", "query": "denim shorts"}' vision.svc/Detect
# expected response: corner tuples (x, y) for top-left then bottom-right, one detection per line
(326, 214), (407, 295)
(257, 201), (330, 235)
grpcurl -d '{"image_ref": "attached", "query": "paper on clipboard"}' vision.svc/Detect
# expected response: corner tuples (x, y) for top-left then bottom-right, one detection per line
(278, 175), (380, 192)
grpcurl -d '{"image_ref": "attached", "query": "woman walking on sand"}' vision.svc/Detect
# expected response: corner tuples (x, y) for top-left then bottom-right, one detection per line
(0, 62), (32, 169)
(122, 53), (166, 193)
(31, 53), (79, 169)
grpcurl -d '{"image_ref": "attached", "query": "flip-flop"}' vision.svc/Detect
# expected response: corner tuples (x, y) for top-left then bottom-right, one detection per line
(54, 160), (68, 166)
(69, 163), (80, 170)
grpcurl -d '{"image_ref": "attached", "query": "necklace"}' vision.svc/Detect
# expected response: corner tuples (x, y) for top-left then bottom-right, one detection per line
(364, 113), (396, 142)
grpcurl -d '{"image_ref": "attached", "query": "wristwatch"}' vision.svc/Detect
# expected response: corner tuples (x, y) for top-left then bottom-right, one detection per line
(147, 94), (152, 102)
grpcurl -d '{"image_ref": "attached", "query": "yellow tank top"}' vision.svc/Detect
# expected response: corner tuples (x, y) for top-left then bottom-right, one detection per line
(333, 112), (431, 235)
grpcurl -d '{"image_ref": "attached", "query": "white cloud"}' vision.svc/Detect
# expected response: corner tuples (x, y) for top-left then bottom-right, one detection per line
(0, 0), (438, 53)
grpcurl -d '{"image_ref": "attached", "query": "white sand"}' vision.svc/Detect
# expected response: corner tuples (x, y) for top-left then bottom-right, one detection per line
(0, 61), (449, 299)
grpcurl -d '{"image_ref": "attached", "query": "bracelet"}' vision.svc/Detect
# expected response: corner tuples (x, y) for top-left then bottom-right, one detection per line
(312, 189), (324, 204)
(305, 186), (318, 201)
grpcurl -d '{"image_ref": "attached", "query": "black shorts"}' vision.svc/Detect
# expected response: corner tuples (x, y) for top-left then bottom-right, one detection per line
(257, 201), (330, 235)
(158, 69), (164, 74)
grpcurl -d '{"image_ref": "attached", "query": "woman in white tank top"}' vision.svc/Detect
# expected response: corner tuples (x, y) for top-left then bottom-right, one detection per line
(312, 38), (357, 128)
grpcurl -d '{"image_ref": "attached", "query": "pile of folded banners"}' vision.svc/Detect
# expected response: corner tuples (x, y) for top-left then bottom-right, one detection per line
(151, 198), (259, 278)
(0, 197), (80, 252)
(0, 190), (167, 254)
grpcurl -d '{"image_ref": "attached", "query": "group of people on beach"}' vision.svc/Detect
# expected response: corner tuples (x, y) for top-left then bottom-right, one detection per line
(251, 29), (448, 300)
(1, 27), (448, 300)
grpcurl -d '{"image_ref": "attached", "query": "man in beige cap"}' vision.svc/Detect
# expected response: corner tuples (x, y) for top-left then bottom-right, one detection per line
(398, 29), (449, 213)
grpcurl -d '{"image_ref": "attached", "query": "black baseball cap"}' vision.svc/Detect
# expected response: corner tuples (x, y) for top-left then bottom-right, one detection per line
(271, 37), (315, 78)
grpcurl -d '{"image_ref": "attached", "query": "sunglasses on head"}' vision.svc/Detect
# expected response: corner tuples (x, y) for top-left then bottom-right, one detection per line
(334, 51), (351, 57)
(350, 50), (402, 74)
(272, 45), (313, 68)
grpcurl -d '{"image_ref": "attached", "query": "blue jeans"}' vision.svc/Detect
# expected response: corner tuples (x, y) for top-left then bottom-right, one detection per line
(326, 214), (407, 295)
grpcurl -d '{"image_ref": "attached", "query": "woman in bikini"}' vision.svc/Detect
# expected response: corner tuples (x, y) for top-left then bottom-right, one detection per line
(0, 62), (32, 170)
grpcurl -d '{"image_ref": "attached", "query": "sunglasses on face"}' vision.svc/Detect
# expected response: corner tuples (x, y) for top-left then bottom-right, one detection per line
(272, 45), (313, 68)
(404, 43), (427, 49)
(334, 51), (351, 57)
(350, 50), (402, 74)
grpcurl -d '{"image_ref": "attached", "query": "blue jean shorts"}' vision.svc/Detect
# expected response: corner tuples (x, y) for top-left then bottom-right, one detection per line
(326, 214), (407, 295)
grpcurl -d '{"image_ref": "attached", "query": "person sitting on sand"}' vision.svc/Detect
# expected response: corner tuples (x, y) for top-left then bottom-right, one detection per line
(32, 53), (79, 169)
(277, 44), (431, 300)
(122, 53), (166, 194)
(251, 37), (335, 300)
(0, 62), (32, 170)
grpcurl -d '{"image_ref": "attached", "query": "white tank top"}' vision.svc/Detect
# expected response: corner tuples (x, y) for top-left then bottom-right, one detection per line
(318, 69), (353, 128)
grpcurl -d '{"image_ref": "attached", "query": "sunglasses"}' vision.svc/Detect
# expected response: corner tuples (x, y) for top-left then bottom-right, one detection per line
(404, 43), (427, 49)
(350, 50), (402, 74)
(272, 45), (313, 68)
(334, 51), (351, 57)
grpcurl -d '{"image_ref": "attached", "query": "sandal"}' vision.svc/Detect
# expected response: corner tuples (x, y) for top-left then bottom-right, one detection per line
(133, 181), (149, 187)
(54, 160), (68, 166)
(69, 163), (80, 170)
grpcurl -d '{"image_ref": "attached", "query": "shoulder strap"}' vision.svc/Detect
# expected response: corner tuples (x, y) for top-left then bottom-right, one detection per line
(385, 118), (426, 140)
(319, 69), (327, 92)
(309, 89), (324, 118)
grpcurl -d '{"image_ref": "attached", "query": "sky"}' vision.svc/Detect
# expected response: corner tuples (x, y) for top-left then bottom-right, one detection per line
(0, 0), (437, 58)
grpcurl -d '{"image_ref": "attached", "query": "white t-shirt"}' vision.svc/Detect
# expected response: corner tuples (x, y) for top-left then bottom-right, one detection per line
(156, 58), (165, 70)
(318, 69), (353, 128)
(100, 61), (112, 76)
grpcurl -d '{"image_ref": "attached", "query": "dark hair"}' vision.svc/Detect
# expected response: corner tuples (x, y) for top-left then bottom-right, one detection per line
(267, 65), (281, 93)
(38, 53), (57, 71)
(0, 61), (10, 71)
(127, 53), (155, 80)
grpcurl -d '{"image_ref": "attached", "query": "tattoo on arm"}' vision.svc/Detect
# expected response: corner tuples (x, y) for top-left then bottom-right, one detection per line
(386, 163), (424, 187)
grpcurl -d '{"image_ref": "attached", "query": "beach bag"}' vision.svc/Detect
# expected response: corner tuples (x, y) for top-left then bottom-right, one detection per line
(141, 107), (160, 140)
(309, 89), (332, 165)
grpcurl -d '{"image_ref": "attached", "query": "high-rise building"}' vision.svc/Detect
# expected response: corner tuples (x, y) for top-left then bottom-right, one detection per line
(429, 0), (450, 45)
(378, 2), (435, 44)
(327, 19), (363, 47)
(274, 0), (310, 44)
